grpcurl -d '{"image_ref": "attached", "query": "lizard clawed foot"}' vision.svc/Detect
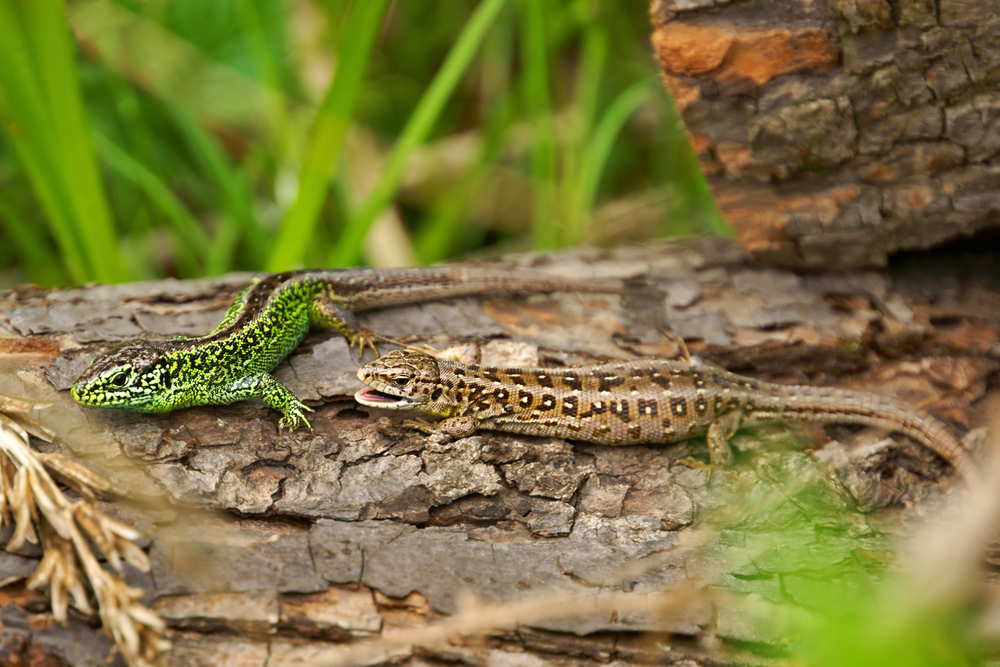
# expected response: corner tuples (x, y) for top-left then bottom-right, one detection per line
(673, 456), (718, 479)
(430, 343), (481, 364)
(400, 341), (447, 356)
(651, 328), (691, 362)
(347, 328), (383, 361)
(347, 328), (480, 364)
(395, 342), (481, 364)
(278, 402), (315, 431)
(347, 329), (437, 361)
(403, 416), (478, 440)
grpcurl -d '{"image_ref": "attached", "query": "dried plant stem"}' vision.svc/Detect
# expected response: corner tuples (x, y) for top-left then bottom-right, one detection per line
(0, 395), (169, 667)
(318, 585), (704, 667)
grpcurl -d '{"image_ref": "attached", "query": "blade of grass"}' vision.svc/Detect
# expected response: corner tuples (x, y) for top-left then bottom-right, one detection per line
(267, 0), (392, 271)
(569, 2), (604, 136)
(478, 0), (514, 113)
(24, 0), (127, 282)
(647, 84), (731, 238)
(233, 0), (290, 143)
(573, 81), (653, 244)
(0, 198), (67, 286)
(663, 113), (732, 238)
(328, 0), (510, 267)
(520, 0), (558, 251)
(0, 3), (90, 283)
(91, 130), (210, 276)
(414, 4), (515, 264)
(563, 2), (606, 244)
(414, 117), (512, 264)
(0, 114), (86, 283)
(69, 0), (278, 130)
(412, 153), (494, 264)
(167, 105), (268, 273)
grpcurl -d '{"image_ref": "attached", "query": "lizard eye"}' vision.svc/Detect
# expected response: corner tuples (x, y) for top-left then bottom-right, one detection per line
(393, 376), (410, 387)
(110, 372), (129, 387)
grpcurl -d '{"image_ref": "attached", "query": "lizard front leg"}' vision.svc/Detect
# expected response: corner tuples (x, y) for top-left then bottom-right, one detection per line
(404, 416), (480, 440)
(216, 374), (313, 430)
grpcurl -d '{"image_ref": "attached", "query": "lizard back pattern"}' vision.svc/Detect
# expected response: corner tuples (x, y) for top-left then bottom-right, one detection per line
(356, 350), (978, 484)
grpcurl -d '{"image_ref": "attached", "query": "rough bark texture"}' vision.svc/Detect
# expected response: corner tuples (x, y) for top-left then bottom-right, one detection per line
(650, 0), (1000, 269)
(0, 241), (998, 665)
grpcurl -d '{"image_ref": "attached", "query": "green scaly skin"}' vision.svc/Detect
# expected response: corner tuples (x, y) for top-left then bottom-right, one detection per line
(70, 268), (620, 430)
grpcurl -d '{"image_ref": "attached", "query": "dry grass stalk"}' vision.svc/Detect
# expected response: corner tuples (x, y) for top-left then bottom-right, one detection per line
(901, 426), (1000, 610)
(318, 585), (706, 667)
(313, 512), (731, 667)
(0, 393), (169, 667)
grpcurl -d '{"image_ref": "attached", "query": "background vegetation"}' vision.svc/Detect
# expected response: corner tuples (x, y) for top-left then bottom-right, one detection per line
(0, 0), (725, 288)
(0, 2), (992, 664)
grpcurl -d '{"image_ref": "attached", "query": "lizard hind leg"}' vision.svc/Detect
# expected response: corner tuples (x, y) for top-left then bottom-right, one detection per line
(309, 294), (405, 360)
(211, 281), (258, 334)
(674, 410), (744, 475)
(705, 410), (745, 467)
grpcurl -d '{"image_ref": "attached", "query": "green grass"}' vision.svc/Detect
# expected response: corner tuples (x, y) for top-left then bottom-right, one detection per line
(0, 0), (126, 284)
(328, 0), (509, 267)
(697, 441), (985, 667)
(266, 0), (391, 271)
(92, 128), (212, 276)
(520, 0), (558, 250)
(0, 0), (725, 288)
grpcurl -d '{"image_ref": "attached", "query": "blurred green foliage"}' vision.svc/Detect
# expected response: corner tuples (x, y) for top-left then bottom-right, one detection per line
(0, 0), (725, 288)
(698, 436), (983, 667)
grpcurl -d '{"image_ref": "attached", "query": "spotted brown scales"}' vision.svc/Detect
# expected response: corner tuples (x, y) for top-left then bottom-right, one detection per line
(356, 350), (980, 487)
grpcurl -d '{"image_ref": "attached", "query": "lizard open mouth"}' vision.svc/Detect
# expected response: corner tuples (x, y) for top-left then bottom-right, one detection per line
(355, 388), (398, 403)
(354, 388), (420, 409)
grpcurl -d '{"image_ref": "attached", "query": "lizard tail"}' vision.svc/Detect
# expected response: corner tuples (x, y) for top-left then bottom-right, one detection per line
(773, 386), (980, 486)
(345, 268), (621, 309)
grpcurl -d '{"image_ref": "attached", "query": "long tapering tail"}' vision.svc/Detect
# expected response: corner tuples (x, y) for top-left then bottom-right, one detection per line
(338, 267), (621, 309)
(770, 384), (979, 485)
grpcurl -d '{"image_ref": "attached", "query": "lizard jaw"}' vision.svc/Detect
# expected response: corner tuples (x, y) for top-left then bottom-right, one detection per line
(354, 388), (422, 409)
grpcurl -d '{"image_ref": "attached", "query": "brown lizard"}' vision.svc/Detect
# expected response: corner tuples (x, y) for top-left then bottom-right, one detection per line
(355, 349), (980, 486)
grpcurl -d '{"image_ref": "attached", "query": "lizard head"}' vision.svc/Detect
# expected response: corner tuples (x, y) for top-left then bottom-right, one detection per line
(71, 340), (174, 413)
(355, 350), (453, 416)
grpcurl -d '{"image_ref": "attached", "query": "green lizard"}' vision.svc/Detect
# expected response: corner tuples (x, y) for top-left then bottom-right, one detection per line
(70, 268), (619, 429)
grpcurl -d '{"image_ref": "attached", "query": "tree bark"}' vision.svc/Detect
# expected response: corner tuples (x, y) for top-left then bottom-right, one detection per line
(0, 242), (997, 665)
(650, 0), (1000, 269)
